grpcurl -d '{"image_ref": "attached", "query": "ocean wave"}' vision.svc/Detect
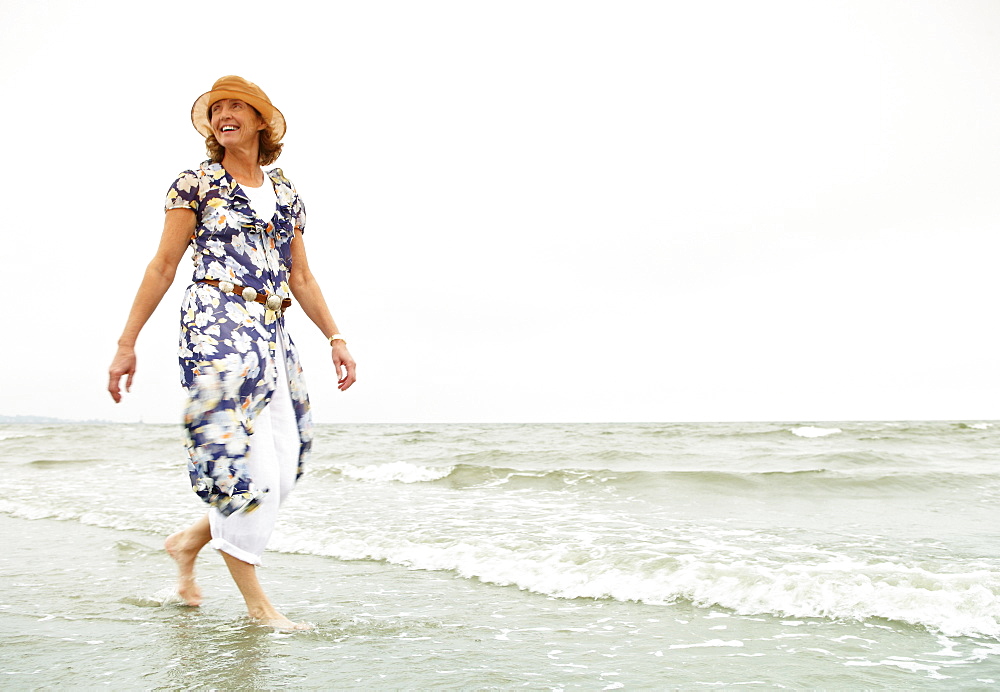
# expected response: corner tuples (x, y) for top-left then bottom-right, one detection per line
(27, 458), (106, 468)
(4, 487), (997, 640)
(0, 433), (41, 442)
(0, 497), (195, 537)
(335, 461), (454, 483)
(314, 462), (644, 489)
(448, 448), (658, 468)
(0, 502), (74, 521)
(313, 462), (999, 497)
(272, 532), (1000, 639)
(791, 426), (843, 438)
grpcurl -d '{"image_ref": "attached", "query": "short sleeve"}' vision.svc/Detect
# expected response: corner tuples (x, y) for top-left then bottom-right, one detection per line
(165, 170), (200, 212)
(293, 190), (306, 234)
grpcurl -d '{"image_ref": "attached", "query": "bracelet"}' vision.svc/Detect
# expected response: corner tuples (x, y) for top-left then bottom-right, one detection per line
(328, 334), (347, 346)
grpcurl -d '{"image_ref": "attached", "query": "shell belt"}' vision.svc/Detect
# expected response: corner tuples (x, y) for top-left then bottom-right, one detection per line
(197, 279), (292, 313)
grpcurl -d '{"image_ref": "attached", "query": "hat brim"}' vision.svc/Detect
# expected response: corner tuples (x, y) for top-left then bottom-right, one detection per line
(191, 89), (286, 141)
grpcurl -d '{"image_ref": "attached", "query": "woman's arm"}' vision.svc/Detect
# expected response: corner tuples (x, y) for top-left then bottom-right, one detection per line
(288, 231), (357, 391)
(107, 208), (195, 402)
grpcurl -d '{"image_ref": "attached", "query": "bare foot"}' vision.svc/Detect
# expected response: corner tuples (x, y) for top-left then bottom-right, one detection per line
(257, 617), (314, 631)
(164, 531), (203, 606)
(249, 608), (313, 631)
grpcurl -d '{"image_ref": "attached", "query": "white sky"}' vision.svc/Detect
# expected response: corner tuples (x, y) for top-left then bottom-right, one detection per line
(2, 0), (999, 424)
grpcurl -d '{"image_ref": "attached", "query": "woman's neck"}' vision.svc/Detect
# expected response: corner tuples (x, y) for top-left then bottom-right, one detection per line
(222, 148), (264, 187)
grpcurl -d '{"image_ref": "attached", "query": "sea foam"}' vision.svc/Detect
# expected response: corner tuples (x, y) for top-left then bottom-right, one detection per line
(791, 426), (843, 438)
(337, 461), (454, 483)
(271, 530), (1000, 639)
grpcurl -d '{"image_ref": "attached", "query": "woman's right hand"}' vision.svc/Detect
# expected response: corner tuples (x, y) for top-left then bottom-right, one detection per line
(106, 208), (194, 404)
(108, 346), (137, 403)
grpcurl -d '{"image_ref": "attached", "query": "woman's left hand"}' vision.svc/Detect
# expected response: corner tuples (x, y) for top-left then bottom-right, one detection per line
(332, 342), (356, 390)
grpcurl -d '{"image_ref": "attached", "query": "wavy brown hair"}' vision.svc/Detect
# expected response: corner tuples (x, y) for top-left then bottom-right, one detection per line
(204, 106), (283, 166)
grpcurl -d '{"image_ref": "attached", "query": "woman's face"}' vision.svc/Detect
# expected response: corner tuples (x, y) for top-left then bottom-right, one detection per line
(210, 98), (265, 150)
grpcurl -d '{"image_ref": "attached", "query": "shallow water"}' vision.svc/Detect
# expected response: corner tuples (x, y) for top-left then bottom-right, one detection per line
(1, 421), (999, 688)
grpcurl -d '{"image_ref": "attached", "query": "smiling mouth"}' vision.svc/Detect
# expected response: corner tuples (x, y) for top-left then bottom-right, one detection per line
(220, 125), (238, 132)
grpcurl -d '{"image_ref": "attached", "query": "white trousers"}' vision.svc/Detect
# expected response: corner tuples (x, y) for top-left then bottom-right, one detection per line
(209, 329), (299, 566)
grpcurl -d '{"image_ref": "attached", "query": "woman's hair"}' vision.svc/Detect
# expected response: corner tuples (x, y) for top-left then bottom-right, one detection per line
(204, 106), (283, 166)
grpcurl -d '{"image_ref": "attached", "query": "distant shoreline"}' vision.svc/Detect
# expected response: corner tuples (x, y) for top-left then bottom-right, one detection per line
(1, 417), (997, 426)
(0, 415), (117, 425)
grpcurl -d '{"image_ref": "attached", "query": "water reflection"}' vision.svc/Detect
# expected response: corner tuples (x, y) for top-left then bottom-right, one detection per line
(162, 611), (277, 690)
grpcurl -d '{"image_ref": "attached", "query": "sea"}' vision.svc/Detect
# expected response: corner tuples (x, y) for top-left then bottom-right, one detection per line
(1, 420), (998, 689)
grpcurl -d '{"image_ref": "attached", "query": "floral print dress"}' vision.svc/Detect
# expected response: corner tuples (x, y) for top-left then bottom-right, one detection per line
(165, 161), (312, 516)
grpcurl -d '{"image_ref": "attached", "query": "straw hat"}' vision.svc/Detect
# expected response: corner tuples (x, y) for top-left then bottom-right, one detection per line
(191, 75), (286, 141)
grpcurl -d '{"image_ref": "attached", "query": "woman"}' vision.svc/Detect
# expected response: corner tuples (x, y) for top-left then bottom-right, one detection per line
(107, 75), (355, 630)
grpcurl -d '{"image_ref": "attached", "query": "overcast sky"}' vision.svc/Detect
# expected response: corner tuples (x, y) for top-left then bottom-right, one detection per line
(2, 0), (999, 424)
